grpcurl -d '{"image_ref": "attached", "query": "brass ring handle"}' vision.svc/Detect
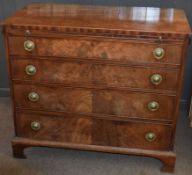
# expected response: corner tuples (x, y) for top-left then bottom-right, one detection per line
(145, 132), (156, 142)
(25, 65), (37, 75)
(24, 40), (35, 52)
(153, 48), (165, 60)
(28, 92), (40, 102)
(150, 74), (163, 85)
(31, 121), (41, 131)
(147, 101), (160, 112)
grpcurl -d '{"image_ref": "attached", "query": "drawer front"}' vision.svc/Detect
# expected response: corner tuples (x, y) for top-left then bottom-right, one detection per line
(9, 36), (183, 65)
(13, 84), (175, 120)
(11, 59), (179, 91)
(16, 112), (172, 151)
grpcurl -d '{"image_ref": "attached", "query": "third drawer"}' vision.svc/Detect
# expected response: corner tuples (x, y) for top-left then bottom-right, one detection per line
(13, 83), (176, 121)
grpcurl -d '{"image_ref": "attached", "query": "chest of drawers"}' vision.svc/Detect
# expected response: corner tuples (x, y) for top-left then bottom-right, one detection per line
(1, 4), (191, 173)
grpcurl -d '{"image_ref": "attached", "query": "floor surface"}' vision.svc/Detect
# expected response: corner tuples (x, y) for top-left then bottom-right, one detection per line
(0, 97), (192, 175)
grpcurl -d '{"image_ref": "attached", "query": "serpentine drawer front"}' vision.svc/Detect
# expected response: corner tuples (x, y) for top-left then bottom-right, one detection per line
(1, 4), (191, 173)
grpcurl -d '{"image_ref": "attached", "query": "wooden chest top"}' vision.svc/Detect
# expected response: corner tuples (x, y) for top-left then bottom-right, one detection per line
(2, 4), (191, 37)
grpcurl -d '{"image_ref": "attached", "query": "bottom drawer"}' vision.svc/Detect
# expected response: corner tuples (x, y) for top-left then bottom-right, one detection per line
(15, 111), (173, 151)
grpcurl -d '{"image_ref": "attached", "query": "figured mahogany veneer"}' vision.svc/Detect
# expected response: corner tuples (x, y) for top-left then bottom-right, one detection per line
(1, 3), (191, 173)
(8, 36), (183, 65)
(13, 84), (175, 121)
(15, 111), (172, 151)
(11, 59), (179, 92)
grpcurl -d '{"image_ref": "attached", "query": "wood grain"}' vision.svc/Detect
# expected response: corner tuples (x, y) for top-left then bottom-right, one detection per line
(8, 36), (183, 65)
(2, 4), (191, 36)
(13, 84), (176, 120)
(1, 4), (191, 173)
(11, 59), (179, 92)
(15, 111), (173, 151)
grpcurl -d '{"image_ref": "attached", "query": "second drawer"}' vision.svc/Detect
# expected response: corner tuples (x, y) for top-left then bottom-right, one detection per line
(11, 59), (179, 92)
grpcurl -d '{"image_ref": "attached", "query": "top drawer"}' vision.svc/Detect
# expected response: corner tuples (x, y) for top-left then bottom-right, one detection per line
(8, 36), (183, 65)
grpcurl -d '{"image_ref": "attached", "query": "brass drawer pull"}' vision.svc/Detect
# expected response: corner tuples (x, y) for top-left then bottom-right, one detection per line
(31, 121), (41, 131)
(25, 65), (36, 75)
(28, 92), (40, 102)
(150, 74), (163, 85)
(145, 132), (156, 142)
(153, 48), (165, 60)
(148, 101), (159, 112)
(24, 40), (35, 52)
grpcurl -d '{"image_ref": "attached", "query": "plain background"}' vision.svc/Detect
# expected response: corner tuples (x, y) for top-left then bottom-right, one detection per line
(0, 0), (192, 108)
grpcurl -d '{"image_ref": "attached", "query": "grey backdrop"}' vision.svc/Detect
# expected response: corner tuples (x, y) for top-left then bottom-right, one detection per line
(0, 0), (192, 106)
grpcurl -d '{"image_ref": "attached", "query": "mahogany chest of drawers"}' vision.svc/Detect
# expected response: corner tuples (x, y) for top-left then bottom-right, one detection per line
(1, 4), (191, 173)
